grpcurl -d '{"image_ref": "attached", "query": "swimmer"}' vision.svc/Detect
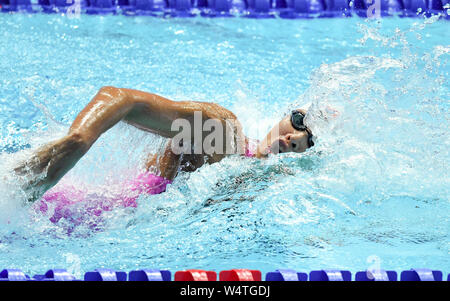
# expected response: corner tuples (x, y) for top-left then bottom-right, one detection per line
(14, 86), (314, 202)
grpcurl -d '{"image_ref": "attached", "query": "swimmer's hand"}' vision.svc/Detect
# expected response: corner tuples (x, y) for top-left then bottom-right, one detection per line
(14, 133), (88, 203)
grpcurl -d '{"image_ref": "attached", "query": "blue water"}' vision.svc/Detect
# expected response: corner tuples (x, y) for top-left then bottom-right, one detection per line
(0, 13), (449, 278)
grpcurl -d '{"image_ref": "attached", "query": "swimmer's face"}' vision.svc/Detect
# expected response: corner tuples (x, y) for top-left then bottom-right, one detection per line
(257, 109), (312, 157)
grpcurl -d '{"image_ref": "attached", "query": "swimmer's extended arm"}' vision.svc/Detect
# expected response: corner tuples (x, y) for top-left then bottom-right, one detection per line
(69, 87), (200, 142)
(14, 86), (225, 202)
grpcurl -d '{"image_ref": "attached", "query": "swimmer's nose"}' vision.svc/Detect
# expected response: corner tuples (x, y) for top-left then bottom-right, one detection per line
(285, 133), (305, 152)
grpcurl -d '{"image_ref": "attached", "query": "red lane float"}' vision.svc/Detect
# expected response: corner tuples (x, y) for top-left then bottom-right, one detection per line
(219, 269), (262, 281)
(175, 269), (217, 281)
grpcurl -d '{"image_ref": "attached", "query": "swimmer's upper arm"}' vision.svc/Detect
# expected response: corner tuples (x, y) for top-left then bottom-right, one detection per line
(120, 88), (180, 137)
(121, 88), (230, 138)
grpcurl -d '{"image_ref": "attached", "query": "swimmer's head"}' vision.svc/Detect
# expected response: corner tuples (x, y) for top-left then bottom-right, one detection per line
(256, 109), (314, 157)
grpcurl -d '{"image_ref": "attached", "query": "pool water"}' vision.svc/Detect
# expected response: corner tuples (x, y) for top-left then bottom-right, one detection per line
(0, 13), (449, 278)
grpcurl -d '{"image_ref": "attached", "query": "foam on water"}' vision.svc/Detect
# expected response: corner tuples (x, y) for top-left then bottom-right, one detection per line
(0, 13), (448, 276)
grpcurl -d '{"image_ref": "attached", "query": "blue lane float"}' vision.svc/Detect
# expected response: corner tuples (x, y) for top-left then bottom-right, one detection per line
(120, 0), (167, 16)
(33, 269), (79, 281)
(129, 269), (171, 281)
(265, 269), (308, 281)
(355, 270), (397, 281)
(0, 269), (30, 281)
(0, 0), (448, 16)
(204, 0), (247, 17)
(35, 0), (90, 13)
(0, 267), (448, 281)
(290, 0), (326, 15)
(84, 268), (128, 281)
(309, 270), (352, 281)
(0, 0), (33, 12)
(400, 268), (443, 281)
(350, 0), (408, 17)
(86, 0), (118, 14)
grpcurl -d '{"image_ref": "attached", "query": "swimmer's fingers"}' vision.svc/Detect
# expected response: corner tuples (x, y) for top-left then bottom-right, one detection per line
(13, 134), (88, 203)
(13, 139), (60, 179)
(14, 153), (48, 176)
(14, 157), (52, 203)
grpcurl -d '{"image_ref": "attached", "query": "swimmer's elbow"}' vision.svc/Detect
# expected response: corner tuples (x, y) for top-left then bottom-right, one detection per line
(98, 86), (129, 103)
(98, 85), (120, 94)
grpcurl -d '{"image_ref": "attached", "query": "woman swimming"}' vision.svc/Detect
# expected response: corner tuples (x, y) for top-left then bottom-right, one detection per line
(15, 86), (314, 204)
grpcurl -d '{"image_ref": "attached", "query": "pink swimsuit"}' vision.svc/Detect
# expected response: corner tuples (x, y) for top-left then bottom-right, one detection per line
(37, 172), (172, 225)
(38, 139), (257, 225)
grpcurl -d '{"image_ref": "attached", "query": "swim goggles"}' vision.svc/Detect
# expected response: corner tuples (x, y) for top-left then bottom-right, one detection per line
(290, 110), (315, 148)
